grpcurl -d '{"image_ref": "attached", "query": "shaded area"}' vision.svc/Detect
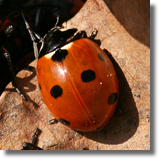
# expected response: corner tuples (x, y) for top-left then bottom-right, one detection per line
(1, 65), (40, 109)
(78, 49), (139, 144)
(104, 0), (150, 47)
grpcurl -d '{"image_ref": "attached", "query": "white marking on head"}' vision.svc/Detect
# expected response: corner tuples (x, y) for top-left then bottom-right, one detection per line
(44, 42), (73, 59)
(61, 42), (73, 50)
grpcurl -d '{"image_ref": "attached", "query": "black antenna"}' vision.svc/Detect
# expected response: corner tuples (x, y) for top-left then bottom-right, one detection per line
(21, 11), (42, 59)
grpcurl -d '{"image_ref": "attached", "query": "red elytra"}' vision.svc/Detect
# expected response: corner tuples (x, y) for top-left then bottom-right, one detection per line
(37, 38), (119, 132)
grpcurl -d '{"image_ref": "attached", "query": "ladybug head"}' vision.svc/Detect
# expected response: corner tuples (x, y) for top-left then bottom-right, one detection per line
(22, 11), (77, 59)
(39, 27), (77, 59)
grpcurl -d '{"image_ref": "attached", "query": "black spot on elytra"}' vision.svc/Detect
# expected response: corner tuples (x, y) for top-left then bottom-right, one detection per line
(81, 70), (96, 82)
(50, 85), (62, 99)
(108, 93), (118, 105)
(58, 118), (70, 126)
(98, 53), (105, 61)
(51, 49), (68, 62)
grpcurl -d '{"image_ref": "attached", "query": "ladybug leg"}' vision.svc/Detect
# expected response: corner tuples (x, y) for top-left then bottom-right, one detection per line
(2, 51), (27, 101)
(54, 15), (60, 28)
(88, 29), (97, 40)
(69, 29), (97, 42)
(115, 108), (121, 114)
(67, 30), (86, 42)
(22, 142), (43, 150)
(48, 118), (58, 125)
(74, 30), (87, 39)
(22, 128), (43, 150)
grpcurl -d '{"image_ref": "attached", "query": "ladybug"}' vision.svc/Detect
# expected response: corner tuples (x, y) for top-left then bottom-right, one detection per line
(21, 12), (119, 132)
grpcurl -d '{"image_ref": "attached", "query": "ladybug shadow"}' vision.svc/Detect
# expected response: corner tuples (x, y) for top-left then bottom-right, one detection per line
(5, 65), (40, 108)
(78, 49), (139, 145)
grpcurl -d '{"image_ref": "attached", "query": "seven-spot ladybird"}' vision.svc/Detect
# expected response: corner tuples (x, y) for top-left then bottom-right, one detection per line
(22, 12), (119, 132)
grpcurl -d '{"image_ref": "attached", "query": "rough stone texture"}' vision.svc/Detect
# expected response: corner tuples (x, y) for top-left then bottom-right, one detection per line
(0, 0), (150, 150)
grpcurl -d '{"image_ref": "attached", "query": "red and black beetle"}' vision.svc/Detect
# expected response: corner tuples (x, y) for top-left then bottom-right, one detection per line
(22, 11), (119, 132)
